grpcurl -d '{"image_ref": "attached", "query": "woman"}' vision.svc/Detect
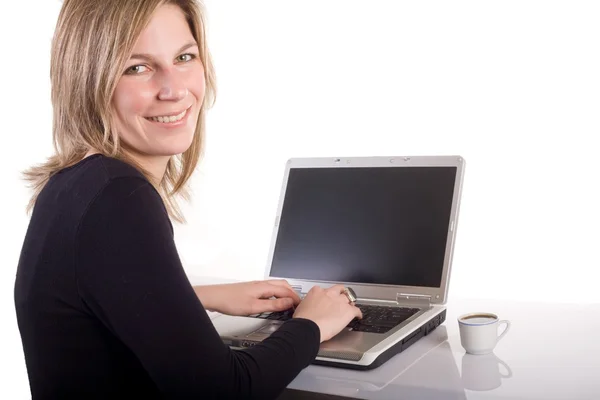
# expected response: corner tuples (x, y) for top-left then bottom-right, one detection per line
(14, 0), (362, 398)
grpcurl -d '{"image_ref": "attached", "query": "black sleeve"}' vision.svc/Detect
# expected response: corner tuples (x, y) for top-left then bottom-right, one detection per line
(75, 177), (320, 399)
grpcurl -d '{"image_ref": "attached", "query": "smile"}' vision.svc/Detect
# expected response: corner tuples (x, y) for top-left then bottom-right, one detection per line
(144, 106), (191, 124)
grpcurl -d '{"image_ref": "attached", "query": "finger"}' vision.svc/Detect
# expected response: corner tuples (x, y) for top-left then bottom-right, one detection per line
(266, 279), (293, 289)
(352, 305), (363, 319)
(326, 284), (346, 296)
(259, 284), (301, 306)
(266, 280), (301, 301)
(308, 285), (323, 293)
(253, 298), (295, 313)
(330, 284), (346, 293)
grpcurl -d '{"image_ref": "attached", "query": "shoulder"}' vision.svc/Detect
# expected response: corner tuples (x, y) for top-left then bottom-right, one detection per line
(87, 157), (168, 221)
(34, 155), (168, 231)
(64, 154), (161, 205)
(76, 175), (173, 247)
(46, 154), (151, 203)
(64, 155), (170, 231)
(95, 154), (147, 182)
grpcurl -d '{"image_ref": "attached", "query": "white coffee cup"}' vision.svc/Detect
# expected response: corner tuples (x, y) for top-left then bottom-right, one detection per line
(458, 312), (510, 355)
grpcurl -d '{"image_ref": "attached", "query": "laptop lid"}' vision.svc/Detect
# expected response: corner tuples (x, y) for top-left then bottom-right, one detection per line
(264, 156), (465, 305)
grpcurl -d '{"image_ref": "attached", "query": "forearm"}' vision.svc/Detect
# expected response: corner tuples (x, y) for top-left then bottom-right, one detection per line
(192, 285), (219, 312)
(193, 285), (216, 311)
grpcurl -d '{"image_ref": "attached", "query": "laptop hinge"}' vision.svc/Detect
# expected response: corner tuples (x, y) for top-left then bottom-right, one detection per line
(396, 293), (432, 307)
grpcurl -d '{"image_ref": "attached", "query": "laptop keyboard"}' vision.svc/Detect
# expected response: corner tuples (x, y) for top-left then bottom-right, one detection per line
(350, 304), (420, 333)
(247, 304), (420, 334)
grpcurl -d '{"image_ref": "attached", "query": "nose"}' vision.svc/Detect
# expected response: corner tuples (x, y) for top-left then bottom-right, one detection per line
(157, 70), (188, 101)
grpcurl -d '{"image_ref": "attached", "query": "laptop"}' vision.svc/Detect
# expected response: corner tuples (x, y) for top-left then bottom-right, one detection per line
(212, 155), (465, 370)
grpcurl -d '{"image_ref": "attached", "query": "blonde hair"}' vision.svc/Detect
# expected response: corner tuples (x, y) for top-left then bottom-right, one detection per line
(23, 0), (216, 223)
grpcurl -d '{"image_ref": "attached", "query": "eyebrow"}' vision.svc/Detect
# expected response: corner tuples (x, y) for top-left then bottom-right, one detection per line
(129, 42), (199, 62)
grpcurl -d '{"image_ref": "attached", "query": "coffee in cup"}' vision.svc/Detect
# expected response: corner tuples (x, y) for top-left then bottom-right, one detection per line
(458, 312), (510, 355)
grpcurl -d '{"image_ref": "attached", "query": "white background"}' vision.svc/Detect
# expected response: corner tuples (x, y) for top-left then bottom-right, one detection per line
(1, 0), (599, 397)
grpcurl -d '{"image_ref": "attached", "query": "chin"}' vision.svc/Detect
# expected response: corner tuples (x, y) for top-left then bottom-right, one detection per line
(155, 131), (196, 156)
(155, 142), (193, 157)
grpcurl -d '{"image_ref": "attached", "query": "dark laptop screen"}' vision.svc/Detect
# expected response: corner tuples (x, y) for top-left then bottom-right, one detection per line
(269, 166), (457, 288)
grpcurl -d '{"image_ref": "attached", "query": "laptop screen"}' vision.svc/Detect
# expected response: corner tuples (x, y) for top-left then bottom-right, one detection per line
(269, 166), (457, 288)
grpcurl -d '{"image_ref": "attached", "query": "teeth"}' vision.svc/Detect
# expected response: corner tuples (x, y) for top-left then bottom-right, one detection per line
(148, 109), (187, 123)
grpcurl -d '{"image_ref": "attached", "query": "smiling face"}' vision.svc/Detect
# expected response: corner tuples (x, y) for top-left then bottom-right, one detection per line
(111, 4), (206, 169)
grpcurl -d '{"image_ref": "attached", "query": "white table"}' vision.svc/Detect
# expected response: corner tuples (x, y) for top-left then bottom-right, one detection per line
(189, 276), (600, 399)
(287, 298), (600, 399)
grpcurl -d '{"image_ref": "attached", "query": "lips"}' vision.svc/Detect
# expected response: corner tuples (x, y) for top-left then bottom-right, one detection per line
(144, 106), (191, 124)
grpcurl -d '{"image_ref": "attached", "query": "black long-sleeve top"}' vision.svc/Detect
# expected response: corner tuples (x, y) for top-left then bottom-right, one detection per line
(14, 154), (320, 399)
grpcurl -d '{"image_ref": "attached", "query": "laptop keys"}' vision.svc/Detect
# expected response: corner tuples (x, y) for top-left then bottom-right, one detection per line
(247, 305), (418, 333)
(248, 309), (295, 321)
(349, 305), (419, 333)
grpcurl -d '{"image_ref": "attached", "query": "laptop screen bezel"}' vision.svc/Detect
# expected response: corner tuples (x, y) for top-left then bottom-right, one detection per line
(263, 155), (465, 305)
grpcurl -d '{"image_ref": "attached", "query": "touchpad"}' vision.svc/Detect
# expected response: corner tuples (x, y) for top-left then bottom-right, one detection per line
(245, 323), (282, 340)
(255, 323), (282, 334)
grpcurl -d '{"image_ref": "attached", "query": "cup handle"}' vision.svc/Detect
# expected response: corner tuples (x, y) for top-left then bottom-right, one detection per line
(497, 320), (511, 342)
(498, 359), (513, 378)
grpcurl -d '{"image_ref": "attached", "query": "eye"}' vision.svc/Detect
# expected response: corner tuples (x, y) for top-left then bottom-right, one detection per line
(125, 65), (149, 75)
(177, 53), (197, 63)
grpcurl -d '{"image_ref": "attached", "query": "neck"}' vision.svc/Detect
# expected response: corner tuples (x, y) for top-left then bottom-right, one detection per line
(131, 154), (169, 185)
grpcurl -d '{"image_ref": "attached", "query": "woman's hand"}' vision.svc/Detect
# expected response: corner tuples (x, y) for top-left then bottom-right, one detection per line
(193, 279), (301, 316)
(292, 285), (363, 343)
